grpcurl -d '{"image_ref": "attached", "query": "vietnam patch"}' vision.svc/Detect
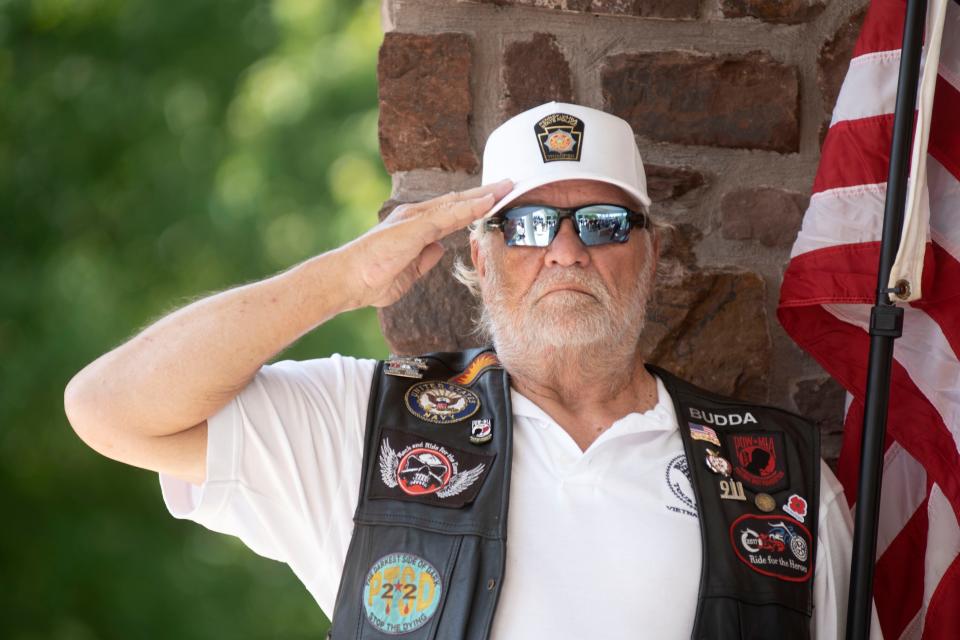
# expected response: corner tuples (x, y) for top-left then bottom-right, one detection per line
(534, 112), (584, 162)
(727, 432), (788, 493)
(730, 514), (812, 582)
(363, 552), (442, 634)
(370, 429), (494, 508)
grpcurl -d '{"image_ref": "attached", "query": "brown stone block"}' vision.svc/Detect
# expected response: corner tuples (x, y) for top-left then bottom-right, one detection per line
(502, 33), (574, 118)
(645, 164), (707, 203)
(720, 187), (808, 247)
(378, 33), (479, 173)
(641, 269), (771, 401)
(472, 0), (699, 19)
(603, 51), (800, 153)
(818, 6), (869, 144)
(793, 376), (846, 466)
(721, 0), (825, 25)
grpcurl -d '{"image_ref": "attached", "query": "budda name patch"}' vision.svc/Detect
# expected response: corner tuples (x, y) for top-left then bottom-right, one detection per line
(363, 552), (442, 634)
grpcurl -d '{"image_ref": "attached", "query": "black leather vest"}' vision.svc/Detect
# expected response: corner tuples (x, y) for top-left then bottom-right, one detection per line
(330, 349), (819, 640)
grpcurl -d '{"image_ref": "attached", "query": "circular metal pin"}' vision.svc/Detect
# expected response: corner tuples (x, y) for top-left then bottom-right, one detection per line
(704, 449), (732, 477)
(755, 493), (776, 512)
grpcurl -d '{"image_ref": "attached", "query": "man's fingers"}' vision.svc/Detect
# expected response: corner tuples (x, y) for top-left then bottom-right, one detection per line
(434, 178), (513, 205)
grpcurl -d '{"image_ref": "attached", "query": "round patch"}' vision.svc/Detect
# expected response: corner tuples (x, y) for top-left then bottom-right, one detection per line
(405, 381), (480, 424)
(397, 447), (453, 495)
(363, 553), (443, 634)
(666, 454), (697, 516)
(755, 492), (776, 512)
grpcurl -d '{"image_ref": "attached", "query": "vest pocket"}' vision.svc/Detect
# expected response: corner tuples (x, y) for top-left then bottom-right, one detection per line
(332, 524), (462, 640)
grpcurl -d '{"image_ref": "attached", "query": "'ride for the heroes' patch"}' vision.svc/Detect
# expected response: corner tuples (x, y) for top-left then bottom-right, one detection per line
(726, 431), (788, 493)
(363, 552), (442, 634)
(534, 112), (584, 163)
(405, 381), (480, 424)
(730, 514), (812, 582)
(370, 429), (495, 508)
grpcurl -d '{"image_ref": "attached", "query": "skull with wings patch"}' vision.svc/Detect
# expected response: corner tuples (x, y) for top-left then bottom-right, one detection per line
(379, 438), (486, 499)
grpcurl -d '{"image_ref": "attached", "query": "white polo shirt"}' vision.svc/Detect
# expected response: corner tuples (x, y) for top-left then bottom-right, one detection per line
(160, 354), (865, 639)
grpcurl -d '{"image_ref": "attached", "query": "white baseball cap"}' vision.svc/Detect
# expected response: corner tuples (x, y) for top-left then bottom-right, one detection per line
(481, 102), (651, 217)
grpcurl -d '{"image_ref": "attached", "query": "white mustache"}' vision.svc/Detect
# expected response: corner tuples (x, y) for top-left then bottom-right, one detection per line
(526, 269), (610, 303)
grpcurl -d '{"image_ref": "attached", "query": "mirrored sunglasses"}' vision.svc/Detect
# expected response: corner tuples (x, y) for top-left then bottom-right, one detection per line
(484, 204), (649, 247)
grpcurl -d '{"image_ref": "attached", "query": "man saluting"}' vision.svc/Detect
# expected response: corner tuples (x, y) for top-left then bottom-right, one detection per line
(65, 103), (877, 639)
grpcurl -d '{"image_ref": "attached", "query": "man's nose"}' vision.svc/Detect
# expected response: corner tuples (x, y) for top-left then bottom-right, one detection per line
(545, 219), (590, 267)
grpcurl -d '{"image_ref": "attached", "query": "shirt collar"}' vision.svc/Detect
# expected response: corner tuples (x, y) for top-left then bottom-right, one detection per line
(509, 375), (678, 434)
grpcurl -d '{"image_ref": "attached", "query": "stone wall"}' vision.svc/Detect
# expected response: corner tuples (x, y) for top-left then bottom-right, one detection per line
(376, 0), (870, 463)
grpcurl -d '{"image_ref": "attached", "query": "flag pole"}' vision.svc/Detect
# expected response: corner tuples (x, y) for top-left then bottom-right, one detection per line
(845, 0), (928, 638)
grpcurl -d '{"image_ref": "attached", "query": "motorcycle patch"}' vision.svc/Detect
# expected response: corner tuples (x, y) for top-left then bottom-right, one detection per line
(371, 429), (494, 508)
(730, 514), (812, 582)
(363, 552), (442, 634)
(534, 112), (584, 162)
(727, 432), (788, 493)
(405, 381), (480, 424)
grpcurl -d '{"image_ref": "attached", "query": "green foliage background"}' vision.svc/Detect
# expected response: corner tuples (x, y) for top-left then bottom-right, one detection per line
(1, 0), (390, 637)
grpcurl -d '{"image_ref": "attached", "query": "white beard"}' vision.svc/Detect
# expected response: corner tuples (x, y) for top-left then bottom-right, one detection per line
(478, 236), (655, 371)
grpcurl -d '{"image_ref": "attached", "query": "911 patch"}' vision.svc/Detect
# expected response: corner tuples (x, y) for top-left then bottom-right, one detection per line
(370, 429), (494, 508)
(363, 552), (442, 634)
(727, 432), (788, 493)
(534, 112), (584, 162)
(730, 514), (812, 582)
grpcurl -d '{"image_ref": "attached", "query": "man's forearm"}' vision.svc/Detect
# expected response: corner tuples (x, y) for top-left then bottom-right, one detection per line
(65, 249), (356, 440)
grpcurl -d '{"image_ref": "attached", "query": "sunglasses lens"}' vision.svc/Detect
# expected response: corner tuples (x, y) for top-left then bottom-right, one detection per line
(502, 206), (559, 247)
(574, 205), (631, 246)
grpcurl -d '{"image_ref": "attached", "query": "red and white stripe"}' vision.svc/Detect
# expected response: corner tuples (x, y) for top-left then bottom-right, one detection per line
(778, 0), (960, 637)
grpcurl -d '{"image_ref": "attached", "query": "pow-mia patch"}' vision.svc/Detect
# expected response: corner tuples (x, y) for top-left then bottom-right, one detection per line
(727, 432), (788, 493)
(405, 381), (480, 424)
(534, 112), (584, 162)
(665, 454), (698, 519)
(371, 429), (494, 508)
(730, 514), (812, 582)
(363, 552), (442, 634)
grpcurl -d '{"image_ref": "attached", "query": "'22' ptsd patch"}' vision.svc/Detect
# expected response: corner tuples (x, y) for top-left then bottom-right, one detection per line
(364, 553), (442, 635)
(370, 429), (495, 508)
(730, 514), (812, 582)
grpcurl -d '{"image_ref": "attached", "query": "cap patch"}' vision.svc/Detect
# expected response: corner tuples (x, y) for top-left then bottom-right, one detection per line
(534, 112), (584, 163)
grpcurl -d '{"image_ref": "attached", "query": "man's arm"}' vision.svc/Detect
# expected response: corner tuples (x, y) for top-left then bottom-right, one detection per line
(63, 181), (512, 486)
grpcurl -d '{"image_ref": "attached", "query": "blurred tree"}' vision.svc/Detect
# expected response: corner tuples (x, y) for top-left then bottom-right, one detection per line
(0, 0), (389, 637)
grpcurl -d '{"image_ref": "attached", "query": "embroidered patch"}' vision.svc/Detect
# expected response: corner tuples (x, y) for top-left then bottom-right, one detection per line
(533, 112), (584, 162)
(665, 454), (698, 519)
(688, 422), (721, 446)
(730, 514), (812, 582)
(448, 352), (501, 386)
(783, 494), (808, 522)
(405, 381), (480, 424)
(727, 432), (788, 493)
(371, 429), (494, 508)
(363, 552), (442, 634)
(470, 419), (492, 445)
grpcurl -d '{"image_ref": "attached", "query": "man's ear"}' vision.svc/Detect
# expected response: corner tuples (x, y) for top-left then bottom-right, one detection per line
(471, 236), (486, 278)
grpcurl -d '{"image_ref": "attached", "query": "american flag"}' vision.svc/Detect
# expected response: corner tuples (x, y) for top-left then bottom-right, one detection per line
(777, 0), (960, 638)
